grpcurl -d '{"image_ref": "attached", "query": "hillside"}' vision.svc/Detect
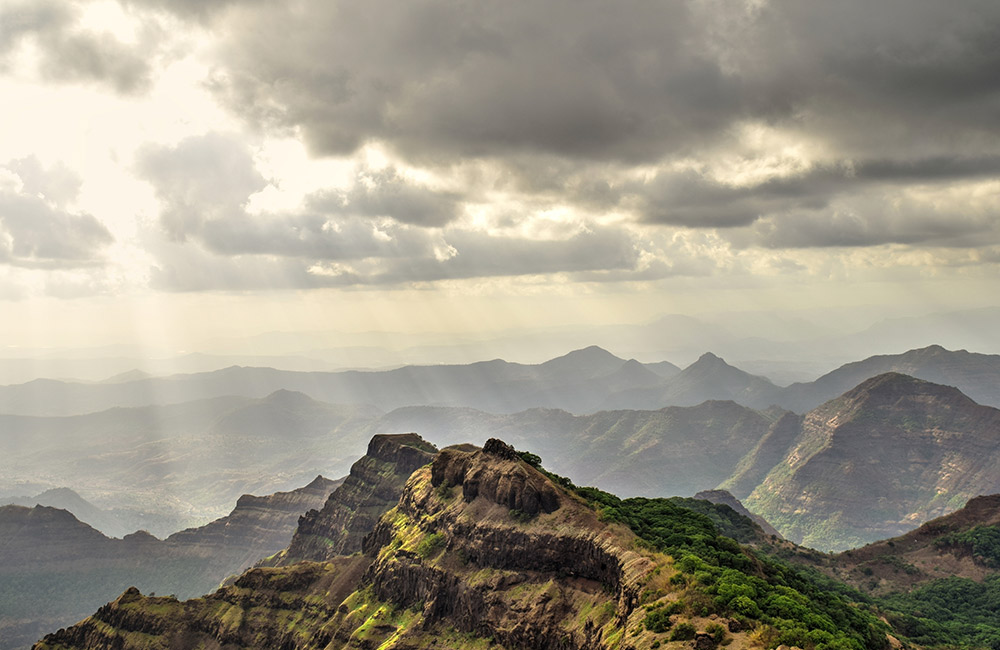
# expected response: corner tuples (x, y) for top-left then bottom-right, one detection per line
(35, 439), (890, 650)
(0, 476), (339, 650)
(271, 433), (438, 565)
(741, 373), (1000, 551)
(778, 345), (1000, 412)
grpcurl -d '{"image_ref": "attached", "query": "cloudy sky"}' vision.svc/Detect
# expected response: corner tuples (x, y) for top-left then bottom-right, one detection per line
(0, 0), (998, 356)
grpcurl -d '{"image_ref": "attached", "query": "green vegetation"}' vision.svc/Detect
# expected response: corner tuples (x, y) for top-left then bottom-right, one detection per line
(547, 475), (888, 650)
(416, 531), (445, 558)
(669, 622), (697, 641)
(936, 525), (1000, 568)
(643, 606), (673, 633)
(879, 575), (1000, 650)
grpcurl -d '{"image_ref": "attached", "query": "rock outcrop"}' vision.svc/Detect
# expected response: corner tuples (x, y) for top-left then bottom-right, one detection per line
(273, 433), (437, 564)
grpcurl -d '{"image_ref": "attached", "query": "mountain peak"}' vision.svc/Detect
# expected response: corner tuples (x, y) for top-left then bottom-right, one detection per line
(844, 371), (970, 405)
(539, 346), (625, 377)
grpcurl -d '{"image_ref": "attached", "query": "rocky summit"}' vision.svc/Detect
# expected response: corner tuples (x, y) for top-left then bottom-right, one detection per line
(271, 433), (438, 565)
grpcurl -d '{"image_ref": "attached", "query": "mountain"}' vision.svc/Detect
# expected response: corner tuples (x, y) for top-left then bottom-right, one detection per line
(0, 346), (670, 417)
(35, 438), (891, 650)
(601, 352), (781, 410)
(777, 345), (1000, 412)
(0, 476), (340, 650)
(800, 494), (1000, 596)
(371, 400), (782, 498)
(741, 373), (1000, 551)
(270, 433), (437, 565)
(1, 488), (117, 536)
(693, 489), (782, 539)
(165, 474), (343, 578)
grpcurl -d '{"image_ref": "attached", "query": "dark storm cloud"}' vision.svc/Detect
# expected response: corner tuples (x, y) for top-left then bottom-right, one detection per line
(189, 0), (1000, 255)
(208, 0), (745, 162)
(0, 0), (156, 93)
(205, 0), (1000, 162)
(0, 160), (113, 267)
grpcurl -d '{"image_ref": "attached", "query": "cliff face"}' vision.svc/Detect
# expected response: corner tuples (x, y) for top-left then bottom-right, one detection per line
(275, 433), (438, 564)
(34, 440), (711, 650)
(744, 373), (1000, 551)
(166, 474), (342, 577)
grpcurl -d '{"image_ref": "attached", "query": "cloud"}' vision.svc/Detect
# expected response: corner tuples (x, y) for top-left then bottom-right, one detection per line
(135, 133), (654, 289)
(0, 158), (114, 267)
(0, 0), (159, 93)
(308, 167), (463, 227)
(203, 0), (1000, 166)
(206, 0), (747, 162)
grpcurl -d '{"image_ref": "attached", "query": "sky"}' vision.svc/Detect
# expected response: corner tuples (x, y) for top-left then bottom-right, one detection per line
(0, 0), (998, 359)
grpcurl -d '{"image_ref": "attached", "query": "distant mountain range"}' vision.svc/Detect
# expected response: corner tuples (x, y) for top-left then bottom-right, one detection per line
(1, 344), (997, 421)
(5, 344), (1000, 553)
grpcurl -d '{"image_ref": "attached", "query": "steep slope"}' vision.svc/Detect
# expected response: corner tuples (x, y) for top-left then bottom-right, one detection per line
(799, 494), (1000, 596)
(0, 476), (339, 650)
(35, 439), (890, 650)
(166, 475), (343, 577)
(272, 433), (437, 564)
(779, 345), (1000, 412)
(744, 373), (1000, 551)
(693, 489), (782, 539)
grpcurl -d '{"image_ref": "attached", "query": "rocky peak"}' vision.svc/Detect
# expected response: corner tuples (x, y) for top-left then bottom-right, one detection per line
(432, 439), (560, 515)
(366, 432), (438, 466)
(273, 433), (438, 564)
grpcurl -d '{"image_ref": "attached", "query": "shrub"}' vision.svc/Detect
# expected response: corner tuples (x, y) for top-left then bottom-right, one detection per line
(644, 608), (673, 634)
(416, 532), (445, 558)
(670, 622), (697, 641)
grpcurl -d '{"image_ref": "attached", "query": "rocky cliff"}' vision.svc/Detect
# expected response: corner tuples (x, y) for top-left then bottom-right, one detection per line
(272, 433), (437, 564)
(166, 474), (342, 577)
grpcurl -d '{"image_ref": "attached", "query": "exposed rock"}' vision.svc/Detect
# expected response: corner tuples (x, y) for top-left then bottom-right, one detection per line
(275, 433), (437, 564)
(431, 442), (560, 515)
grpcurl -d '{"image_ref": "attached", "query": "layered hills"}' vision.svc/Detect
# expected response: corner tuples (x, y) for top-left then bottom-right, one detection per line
(4, 344), (999, 420)
(0, 391), (379, 532)
(8, 366), (1000, 554)
(0, 475), (340, 650)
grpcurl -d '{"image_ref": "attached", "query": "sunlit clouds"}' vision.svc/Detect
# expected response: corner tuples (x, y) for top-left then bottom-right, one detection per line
(0, 0), (998, 350)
